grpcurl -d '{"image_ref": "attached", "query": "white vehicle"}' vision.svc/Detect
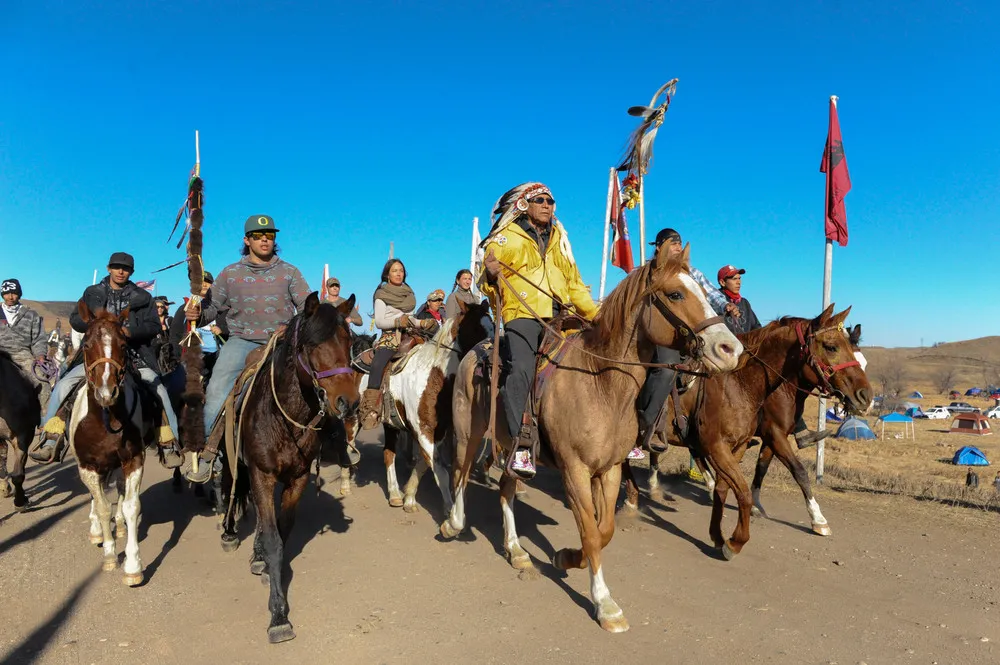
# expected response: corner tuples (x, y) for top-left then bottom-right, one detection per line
(986, 406), (1000, 419)
(922, 407), (951, 420)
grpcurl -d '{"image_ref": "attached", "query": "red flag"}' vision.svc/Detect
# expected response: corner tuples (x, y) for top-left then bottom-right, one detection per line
(820, 98), (851, 247)
(609, 174), (635, 273)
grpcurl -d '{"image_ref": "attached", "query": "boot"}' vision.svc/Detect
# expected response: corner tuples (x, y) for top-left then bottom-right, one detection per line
(29, 417), (66, 464)
(184, 449), (217, 484)
(157, 424), (184, 469)
(795, 428), (832, 450)
(359, 388), (381, 431)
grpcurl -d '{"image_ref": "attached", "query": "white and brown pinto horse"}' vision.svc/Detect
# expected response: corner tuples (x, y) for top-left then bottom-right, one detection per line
(442, 248), (742, 632)
(68, 303), (158, 586)
(358, 300), (492, 512)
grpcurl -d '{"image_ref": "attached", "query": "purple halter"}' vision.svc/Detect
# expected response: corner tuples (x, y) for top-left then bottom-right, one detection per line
(292, 318), (355, 382)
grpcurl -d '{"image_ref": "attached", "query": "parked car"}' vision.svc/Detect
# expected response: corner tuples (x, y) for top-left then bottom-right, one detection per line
(947, 402), (980, 414)
(922, 407), (952, 420)
(986, 406), (1000, 419)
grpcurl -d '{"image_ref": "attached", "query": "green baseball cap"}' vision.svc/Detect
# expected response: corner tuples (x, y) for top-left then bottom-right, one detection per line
(244, 214), (280, 235)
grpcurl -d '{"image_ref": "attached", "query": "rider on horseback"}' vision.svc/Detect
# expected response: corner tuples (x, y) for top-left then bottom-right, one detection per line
(358, 259), (438, 430)
(480, 182), (598, 479)
(183, 215), (312, 483)
(32, 253), (183, 466)
(0, 278), (50, 410)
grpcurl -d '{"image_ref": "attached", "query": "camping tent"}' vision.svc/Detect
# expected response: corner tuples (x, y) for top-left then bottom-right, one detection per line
(836, 417), (876, 440)
(878, 412), (915, 440)
(949, 413), (993, 435)
(949, 390), (961, 399)
(908, 391), (923, 399)
(825, 408), (844, 423)
(952, 445), (990, 466)
(902, 402), (921, 411)
(965, 387), (983, 396)
(904, 407), (925, 418)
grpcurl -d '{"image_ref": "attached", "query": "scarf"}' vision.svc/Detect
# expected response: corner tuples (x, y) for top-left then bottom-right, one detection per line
(452, 286), (478, 305)
(373, 283), (416, 312)
(1, 302), (22, 325)
(723, 289), (742, 305)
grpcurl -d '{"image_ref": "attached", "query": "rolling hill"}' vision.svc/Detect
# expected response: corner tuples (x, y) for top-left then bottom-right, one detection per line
(861, 336), (1000, 395)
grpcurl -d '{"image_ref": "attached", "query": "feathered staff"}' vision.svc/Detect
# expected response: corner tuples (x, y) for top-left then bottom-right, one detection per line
(616, 78), (678, 265)
(177, 131), (206, 473)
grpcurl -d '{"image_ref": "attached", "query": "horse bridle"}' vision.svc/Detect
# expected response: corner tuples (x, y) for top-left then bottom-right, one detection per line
(645, 274), (724, 361)
(291, 319), (355, 420)
(85, 354), (125, 396)
(794, 321), (861, 397)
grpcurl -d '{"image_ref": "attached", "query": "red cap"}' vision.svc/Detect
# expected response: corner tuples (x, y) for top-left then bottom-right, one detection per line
(717, 265), (746, 282)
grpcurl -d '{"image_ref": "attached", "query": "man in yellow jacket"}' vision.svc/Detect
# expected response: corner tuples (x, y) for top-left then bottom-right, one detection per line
(481, 182), (598, 478)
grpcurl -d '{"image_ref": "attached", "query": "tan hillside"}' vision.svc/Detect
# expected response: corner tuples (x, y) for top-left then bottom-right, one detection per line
(21, 300), (78, 334)
(863, 336), (1000, 395)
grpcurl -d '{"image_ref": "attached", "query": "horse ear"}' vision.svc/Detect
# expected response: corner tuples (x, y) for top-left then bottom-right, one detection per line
(809, 303), (835, 331)
(303, 291), (320, 317)
(480, 298), (490, 309)
(830, 306), (852, 328)
(680, 243), (691, 269)
(337, 294), (356, 318)
(849, 324), (862, 346)
(77, 299), (94, 324)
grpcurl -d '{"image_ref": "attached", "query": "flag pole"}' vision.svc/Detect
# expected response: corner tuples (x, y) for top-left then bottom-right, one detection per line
(816, 95), (838, 485)
(638, 175), (647, 266)
(470, 217), (481, 297)
(599, 168), (614, 300)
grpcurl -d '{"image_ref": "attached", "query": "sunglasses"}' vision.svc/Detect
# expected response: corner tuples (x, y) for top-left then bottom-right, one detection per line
(247, 231), (276, 241)
(528, 196), (555, 205)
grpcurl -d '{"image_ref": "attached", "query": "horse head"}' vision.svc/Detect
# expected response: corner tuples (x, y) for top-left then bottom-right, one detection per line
(77, 300), (129, 408)
(452, 298), (494, 355)
(799, 305), (873, 414)
(294, 292), (361, 420)
(643, 245), (742, 373)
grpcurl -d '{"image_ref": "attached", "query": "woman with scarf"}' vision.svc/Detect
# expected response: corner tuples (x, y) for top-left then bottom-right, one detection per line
(445, 269), (478, 320)
(359, 259), (437, 429)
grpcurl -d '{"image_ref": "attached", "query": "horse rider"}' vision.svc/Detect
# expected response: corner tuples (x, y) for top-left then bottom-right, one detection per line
(152, 295), (178, 374)
(325, 277), (363, 326)
(481, 182), (598, 479)
(183, 215), (312, 482)
(445, 269), (478, 319)
(415, 289), (446, 330)
(717, 265), (761, 335)
(0, 278), (51, 409)
(635, 229), (732, 452)
(31, 253), (183, 466)
(716, 262), (830, 449)
(358, 258), (438, 430)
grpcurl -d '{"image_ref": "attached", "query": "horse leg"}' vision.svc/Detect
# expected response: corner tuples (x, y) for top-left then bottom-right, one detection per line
(0, 442), (10, 499)
(250, 468), (294, 643)
(115, 473), (127, 540)
(402, 454), (428, 514)
(120, 461), (144, 586)
(554, 466), (629, 633)
(647, 451), (664, 502)
(710, 450), (753, 560)
(78, 469), (117, 570)
(621, 460), (639, 513)
(430, 444), (456, 514)
(8, 426), (31, 510)
(384, 429), (404, 508)
(596, 465), (622, 549)
(440, 402), (482, 540)
(694, 456), (716, 493)
(499, 474), (533, 570)
(278, 474), (308, 544)
(769, 432), (831, 536)
(750, 445), (775, 518)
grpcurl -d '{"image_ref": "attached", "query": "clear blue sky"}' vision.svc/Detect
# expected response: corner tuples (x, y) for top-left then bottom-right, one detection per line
(2, 1), (997, 347)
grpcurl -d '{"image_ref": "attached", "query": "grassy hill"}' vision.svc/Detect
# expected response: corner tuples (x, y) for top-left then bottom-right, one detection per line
(22, 300), (78, 335)
(862, 336), (1000, 395)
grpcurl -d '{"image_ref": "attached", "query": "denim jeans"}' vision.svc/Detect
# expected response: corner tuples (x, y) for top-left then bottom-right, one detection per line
(203, 337), (262, 432)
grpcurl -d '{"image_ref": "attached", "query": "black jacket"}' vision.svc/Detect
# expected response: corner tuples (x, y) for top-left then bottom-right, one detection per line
(69, 277), (161, 372)
(723, 295), (762, 336)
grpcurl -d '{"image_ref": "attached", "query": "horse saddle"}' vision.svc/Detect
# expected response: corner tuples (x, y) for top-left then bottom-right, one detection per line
(352, 333), (425, 375)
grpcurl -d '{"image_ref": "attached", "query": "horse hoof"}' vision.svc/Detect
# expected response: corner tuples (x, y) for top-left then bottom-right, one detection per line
(721, 543), (737, 561)
(388, 495), (404, 508)
(102, 557), (118, 572)
(90, 534), (104, 546)
(250, 560), (266, 576)
(750, 505), (763, 518)
(267, 623), (296, 644)
(509, 553), (533, 570)
(402, 502), (419, 514)
(338, 486), (352, 497)
(221, 535), (240, 553)
(14, 500), (29, 513)
(1, 481), (12, 498)
(260, 573), (270, 587)
(598, 614), (630, 633)
(621, 500), (638, 513)
(123, 572), (144, 587)
(439, 521), (461, 540)
(551, 550), (570, 570)
(812, 523), (833, 537)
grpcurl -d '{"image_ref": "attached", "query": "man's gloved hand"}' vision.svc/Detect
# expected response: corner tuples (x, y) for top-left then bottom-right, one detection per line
(418, 318), (438, 331)
(397, 314), (412, 329)
(483, 250), (501, 283)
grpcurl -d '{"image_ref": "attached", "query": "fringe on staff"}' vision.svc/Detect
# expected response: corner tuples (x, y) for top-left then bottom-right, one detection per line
(180, 175), (206, 456)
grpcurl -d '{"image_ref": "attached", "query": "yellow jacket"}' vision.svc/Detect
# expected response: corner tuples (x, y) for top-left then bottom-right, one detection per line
(479, 220), (598, 324)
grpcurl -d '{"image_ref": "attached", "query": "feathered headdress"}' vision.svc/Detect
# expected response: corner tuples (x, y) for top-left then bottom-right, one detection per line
(481, 182), (575, 263)
(616, 78), (679, 178)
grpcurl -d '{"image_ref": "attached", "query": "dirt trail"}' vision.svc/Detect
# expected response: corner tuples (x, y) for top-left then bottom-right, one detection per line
(1, 431), (997, 665)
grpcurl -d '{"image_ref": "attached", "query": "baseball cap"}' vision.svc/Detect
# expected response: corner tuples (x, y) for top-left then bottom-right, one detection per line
(203, 271), (214, 283)
(650, 228), (681, 247)
(108, 252), (135, 270)
(717, 265), (746, 282)
(244, 215), (280, 235)
(427, 289), (445, 302)
(326, 277), (341, 287)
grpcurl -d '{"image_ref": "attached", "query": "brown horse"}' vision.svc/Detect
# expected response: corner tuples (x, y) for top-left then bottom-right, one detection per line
(68, 303), (159, 586)
(441, 248), (743, 632)
(0, 350), (41, 510)
(623, 305), (872, 555)
(220, 293), (359, 644)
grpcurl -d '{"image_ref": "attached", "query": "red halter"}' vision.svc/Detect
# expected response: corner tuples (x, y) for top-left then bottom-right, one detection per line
(795, 321), (861, 397)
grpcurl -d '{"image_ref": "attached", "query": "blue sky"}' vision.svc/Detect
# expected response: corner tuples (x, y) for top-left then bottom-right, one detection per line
(1, 1), (997, 347)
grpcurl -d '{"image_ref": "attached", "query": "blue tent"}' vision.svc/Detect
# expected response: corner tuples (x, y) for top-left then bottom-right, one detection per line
(952, 446), (990, 466)
(836, 417), (876, 440)
(826, 408), (844, 423)
(880, 412), (914, 423)
(966, 387), (983, 396)
(909, 391), (923, 399)
(904, 407), (925, 418)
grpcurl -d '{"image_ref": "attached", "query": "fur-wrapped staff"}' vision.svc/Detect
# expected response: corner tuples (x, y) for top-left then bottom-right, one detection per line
(617, 78), (678, 265)
(178, 131), (207, 475)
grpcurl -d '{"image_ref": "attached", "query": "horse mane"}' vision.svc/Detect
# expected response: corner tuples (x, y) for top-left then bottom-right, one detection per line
(737, 317), (802, 356)
(588, 255), (685, 346)
(295, 302), (349, 349)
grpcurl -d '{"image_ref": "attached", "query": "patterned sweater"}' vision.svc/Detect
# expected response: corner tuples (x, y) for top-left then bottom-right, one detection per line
(0, 305), (47, 358)
(201, 255), (311, 341)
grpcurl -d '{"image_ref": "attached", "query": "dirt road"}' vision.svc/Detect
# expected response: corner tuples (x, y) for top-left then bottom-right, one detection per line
(1, 432), (997, 665)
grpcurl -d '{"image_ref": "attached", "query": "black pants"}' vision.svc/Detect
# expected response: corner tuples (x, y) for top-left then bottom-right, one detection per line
(501, 318), (544, 440)
(368, 347), (395, 390)
(637, 346), (681, 431)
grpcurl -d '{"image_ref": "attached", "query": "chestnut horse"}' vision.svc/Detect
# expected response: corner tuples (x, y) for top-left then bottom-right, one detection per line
(0, 350), (41, 510)
(623, 305), (872, 555)
(220, 294), (359, 643)
(68, 304), (159, 586)
(441, 248), (743, 632)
